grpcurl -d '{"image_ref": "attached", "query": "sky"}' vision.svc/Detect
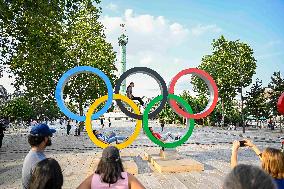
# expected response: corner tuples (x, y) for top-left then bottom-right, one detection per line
(1, 0), (284, 98)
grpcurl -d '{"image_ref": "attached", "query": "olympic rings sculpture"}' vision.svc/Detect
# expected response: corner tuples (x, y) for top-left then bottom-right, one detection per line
(55, 66), (218, 149)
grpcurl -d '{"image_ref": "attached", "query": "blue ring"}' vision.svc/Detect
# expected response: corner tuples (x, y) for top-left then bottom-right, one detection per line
(55, 66), (113, 122)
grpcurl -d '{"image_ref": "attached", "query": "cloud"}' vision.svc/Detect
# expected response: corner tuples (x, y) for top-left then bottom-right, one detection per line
(106, 3), (118, 11)
(100, 9), (221, 97)
(174, 58), (186, 65)
(191, 24), (222, 36)
(140, 55), (153, 65)
(100, 9), (189, 54)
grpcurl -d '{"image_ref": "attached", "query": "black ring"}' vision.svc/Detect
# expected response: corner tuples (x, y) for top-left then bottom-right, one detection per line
(114, 67), (168, 120)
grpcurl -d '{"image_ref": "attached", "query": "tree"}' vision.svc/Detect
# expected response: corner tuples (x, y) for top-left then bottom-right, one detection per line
(209, 100), (241, 127)
(0, 85), (8, 104)
(268, 72), (284, 116)
(0, 1), (117, 121)
(62, 3), (117, 119)
(244, 79), (269, 127)
(225, 104), (242, 126)
(0, 96), (35, 122)
(158, 91), (207, 125)
(268, 71), (284, 132)
(31, 99), (63, 121)
(192, 35), (257, 130)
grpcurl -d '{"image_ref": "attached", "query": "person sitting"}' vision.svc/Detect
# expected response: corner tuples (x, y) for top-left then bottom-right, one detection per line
(77, 146), (145, 189)
(93, 130), (127, 144)
(149, 127), (181, 142)
(29, 158), (63, 189)
(160, 119), (165, 132)
(231, 139), (284, 189)
(223, 164), (276, 189)
(126, 82), (144, 106)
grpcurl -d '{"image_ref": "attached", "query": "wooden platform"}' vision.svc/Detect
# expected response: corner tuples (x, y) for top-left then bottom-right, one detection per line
(152, 157), (204, 173)
(145, 149), (204, 173)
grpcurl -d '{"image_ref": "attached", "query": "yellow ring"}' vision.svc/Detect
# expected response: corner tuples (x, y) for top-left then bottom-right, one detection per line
(85, 94), (142, 149)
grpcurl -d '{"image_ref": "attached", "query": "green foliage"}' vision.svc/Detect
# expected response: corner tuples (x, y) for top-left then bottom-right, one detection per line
(1, 0), (117, 120)
(157, 91), (242, 127)
(192, 36), (256, 101)
(226, 104), (242, 125)
(268, 71), (284, 116)
(207, 100), (241, 126)
(158, 91), (207, 125)
(62, 3), (117, 116)
(244, 79), (269, 120)
(31, 99), (62, 121)
(0, 97), (35, 122)
(192, 35), (257, 125)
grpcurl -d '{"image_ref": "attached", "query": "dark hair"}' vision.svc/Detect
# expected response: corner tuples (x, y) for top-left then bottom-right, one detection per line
(29, 158), (63, 189)
(95, 151), (125, 185)
(130, 82), (134, 85)
(223, 164), (276, 189)
(93, 130), (98, 135)
(28, 134), (46, 147)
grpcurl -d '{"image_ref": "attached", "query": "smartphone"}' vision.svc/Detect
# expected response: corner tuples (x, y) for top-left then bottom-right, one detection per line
(239, 140), (246, 147)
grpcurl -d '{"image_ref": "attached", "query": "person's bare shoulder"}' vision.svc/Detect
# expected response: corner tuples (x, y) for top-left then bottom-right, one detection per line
(127, 172), (146, 189)
(77, 174), (93, 189)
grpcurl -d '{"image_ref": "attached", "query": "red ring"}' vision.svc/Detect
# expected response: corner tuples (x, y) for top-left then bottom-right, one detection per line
(278, 92), (284, 115)
(168, 68), (218, 119)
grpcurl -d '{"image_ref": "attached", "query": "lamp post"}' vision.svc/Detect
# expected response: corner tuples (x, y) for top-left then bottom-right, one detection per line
(118, 24), (128, 96)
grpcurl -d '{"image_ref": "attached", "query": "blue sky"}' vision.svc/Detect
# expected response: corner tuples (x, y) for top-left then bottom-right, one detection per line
(1, 0), (284, 97)
(98, 0), (284, 97)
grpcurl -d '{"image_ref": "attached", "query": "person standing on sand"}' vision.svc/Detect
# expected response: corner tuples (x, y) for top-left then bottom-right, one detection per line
(67, 120), (71, 135)
(0, 120), (5, 148)
(100, 117), (104, 128)
(160, 120), (165, 132)
(22, 123), (56, 189)
(108, 117), (111, 127)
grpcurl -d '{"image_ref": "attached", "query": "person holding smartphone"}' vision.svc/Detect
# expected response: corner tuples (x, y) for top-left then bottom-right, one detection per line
(231, 139), (284, 189)
(231, 139), (262, 168)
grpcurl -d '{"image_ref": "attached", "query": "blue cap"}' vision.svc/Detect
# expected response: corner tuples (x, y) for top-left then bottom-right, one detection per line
(30, 123), (56, 136)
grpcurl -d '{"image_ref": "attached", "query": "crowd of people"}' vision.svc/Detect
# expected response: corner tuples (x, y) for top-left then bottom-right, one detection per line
(10, 82), (284, 189)
(229, 139), (284, 189)
(19, 122), (284, 189)
(21, 123), (144, 189)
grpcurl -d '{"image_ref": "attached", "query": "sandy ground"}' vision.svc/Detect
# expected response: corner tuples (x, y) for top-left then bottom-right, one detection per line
(0, 120), (283, 188)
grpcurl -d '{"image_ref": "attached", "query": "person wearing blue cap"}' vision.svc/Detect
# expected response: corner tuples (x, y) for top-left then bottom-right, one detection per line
(22, 123), (56, 189)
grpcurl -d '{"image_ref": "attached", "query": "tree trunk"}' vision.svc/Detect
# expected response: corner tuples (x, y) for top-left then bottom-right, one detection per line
(78, 92), (84, 136)
(207, 117), (211, 127)
(280, 115), (283, 133)
(240, 87), (245, 133)
(221, 99), (225, 127)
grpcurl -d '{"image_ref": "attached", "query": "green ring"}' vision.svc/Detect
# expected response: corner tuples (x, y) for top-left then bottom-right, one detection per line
(143, 94), (195, 148)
